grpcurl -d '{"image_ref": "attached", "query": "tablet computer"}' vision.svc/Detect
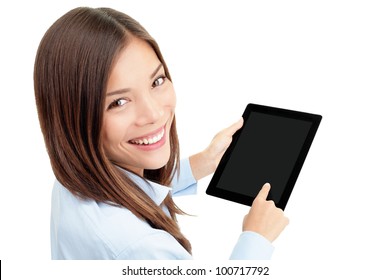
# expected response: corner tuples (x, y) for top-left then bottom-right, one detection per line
(206, 103), (322, 210)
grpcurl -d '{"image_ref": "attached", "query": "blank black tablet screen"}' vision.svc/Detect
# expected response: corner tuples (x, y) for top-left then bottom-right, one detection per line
(215, 112), (312, 204)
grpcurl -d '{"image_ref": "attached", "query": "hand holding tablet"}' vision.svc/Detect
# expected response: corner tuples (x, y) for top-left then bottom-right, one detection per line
(206, 103), (322, 210)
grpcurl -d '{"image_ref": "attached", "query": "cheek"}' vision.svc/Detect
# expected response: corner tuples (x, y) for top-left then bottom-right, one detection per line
(101, 125), (113, 153)
(101, 116), (126, 150)
(171, 91), (177, 108)
(162, 84), (176, 110)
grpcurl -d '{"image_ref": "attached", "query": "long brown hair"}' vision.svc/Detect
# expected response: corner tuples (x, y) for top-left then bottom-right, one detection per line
(34, 7), (191, 253)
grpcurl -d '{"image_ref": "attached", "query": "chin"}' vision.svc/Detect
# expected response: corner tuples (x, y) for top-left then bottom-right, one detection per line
(144, 151), (171, 170)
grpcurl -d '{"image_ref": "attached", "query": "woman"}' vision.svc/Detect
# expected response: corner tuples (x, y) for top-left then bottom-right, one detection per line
(34, 7), (288, 260)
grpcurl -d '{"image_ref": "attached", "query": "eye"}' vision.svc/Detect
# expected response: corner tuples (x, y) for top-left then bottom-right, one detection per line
(107, 98), (129, 110)
(152, 75), (166, 88)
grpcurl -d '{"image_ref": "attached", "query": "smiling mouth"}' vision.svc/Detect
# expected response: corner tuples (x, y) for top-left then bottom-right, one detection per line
(129, 127), (165, 145)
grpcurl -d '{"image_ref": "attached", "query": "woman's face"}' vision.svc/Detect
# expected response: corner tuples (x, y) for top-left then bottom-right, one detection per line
(102, 38), (176, 176)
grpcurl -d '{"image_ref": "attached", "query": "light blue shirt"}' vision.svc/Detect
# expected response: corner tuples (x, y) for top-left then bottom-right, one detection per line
(51, 158), (274, 259)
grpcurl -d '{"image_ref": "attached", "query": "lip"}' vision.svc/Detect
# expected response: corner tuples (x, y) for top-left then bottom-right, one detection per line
(128, 125), (167, 151)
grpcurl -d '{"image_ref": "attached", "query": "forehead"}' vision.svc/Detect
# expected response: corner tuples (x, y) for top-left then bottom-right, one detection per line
(107, 38), (160, 91)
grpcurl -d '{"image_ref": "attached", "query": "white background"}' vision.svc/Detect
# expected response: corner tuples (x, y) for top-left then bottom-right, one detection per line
(1, 0), (389, 279)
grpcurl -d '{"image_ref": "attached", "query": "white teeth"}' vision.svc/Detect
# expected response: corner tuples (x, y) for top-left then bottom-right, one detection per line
(130, 128), (164, 145)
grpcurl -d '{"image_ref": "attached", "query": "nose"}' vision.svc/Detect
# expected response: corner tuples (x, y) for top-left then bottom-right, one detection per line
(134, 93), (163, 126)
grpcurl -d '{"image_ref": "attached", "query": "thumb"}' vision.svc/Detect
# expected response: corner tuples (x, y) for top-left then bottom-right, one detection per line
(223, 117), (244, 137)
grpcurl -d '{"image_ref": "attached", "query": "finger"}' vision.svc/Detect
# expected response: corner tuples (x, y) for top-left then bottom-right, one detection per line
(223, 117), (244, 136)
(257, 183), (271, 200)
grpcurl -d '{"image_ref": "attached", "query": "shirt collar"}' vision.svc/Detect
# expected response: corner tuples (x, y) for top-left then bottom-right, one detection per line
(119, 168), (171, 206)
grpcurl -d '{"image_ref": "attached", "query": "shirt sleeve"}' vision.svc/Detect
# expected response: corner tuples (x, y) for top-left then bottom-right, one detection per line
(229, 231), (275, 260)
(171, 158), (197, 196)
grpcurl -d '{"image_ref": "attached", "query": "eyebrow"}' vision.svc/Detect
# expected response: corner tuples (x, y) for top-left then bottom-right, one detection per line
(150, 63), (163, 79)
(106, 63), (164, 97)
(106, 88), (131, 97)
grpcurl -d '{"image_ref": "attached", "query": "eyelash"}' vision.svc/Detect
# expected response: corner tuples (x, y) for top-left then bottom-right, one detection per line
(107, 75), (167, 110)
(107, 98), (129, 110)
(152, 75), (167, 88)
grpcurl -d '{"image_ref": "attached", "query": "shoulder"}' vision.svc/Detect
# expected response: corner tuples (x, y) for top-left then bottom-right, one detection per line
(51, 181), (171, 259)
(116, 230), (192, 260)
(51, 180), (191, 259)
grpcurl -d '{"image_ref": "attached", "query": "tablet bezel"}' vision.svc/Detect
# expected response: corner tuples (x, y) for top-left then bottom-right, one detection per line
(206, 103), (322, 210)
